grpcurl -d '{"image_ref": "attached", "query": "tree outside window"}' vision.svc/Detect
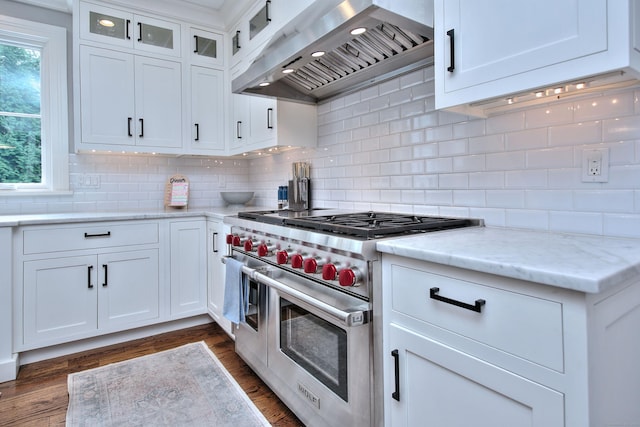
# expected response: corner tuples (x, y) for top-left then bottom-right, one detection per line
(0, 42), (42, 184)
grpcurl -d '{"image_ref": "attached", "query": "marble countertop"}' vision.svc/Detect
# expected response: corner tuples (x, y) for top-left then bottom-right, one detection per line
(4, 210), (639, 294)
(0, 206), (265, 227)
(376, 226), (640, 294)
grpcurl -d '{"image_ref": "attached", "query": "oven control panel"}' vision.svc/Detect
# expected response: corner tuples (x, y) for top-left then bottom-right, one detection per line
(226, 229), (371, 301)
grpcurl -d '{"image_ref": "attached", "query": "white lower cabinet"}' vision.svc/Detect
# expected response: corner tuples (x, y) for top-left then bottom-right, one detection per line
(21, 248), (159, 349)
(387, 324), (563, 427)
(207, 218), (233, 336)
(16, 221), (161, 351)
(169, 220), (207, 317)
(382, 254), (640, 426)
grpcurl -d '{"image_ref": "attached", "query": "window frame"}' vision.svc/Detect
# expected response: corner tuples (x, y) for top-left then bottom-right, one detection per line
(0, 14), (69, 194)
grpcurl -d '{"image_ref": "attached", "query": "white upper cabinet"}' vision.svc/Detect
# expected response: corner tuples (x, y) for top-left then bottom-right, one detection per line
(80, 1), (181, 57)
(228, 94), (316, 156)
(79, 46), (182, 150)
(188, 66), (225, 154)
(190, 27), (224, 67)
(435, 0), (640, 116)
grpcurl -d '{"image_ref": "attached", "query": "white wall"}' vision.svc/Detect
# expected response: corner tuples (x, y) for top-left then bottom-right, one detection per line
(248, 67), (640, 239)
(1, 66), (639, 238)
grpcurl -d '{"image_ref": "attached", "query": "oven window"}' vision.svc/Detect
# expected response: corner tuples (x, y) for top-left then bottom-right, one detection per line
(245, 278), (260, 331)
(280, 298), (348, 401)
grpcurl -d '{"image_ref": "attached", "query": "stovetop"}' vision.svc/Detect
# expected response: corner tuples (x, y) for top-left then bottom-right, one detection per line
(237, 209), (477, 239)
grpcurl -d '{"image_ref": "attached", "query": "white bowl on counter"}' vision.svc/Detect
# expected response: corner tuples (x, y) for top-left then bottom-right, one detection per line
(221, 191), (254, 206)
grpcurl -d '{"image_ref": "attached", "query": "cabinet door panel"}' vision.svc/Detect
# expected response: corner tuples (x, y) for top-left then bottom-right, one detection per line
(170, 221), (207, 316)
(387, 324), (564, 427)
(80, 46), (135, 146)
(79, 2), (133, 49)
(23, 256), (98, 345)
(249, 96), (276, 146)
(97, 249), (159, 328)
(134, 56), (182, 148)
(190, 66), (224, 152)
(440, 0), (607, 93)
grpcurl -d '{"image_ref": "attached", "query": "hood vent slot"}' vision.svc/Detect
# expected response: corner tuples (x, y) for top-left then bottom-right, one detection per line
(285, 23), (428, 93)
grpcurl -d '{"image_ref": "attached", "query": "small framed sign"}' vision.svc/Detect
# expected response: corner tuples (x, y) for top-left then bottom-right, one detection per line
(164, 174), (189, 209)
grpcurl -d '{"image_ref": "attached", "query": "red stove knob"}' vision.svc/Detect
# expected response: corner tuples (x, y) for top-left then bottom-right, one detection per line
(232, 235), (242, 246)
(322, 263), (338, 280)
(276, 250), (289, 265)
(244, 239), (259, 252)
(291, 254), (304, 269)
(338, 268), (360, 287)
(226, 234), (234, 244)
(257, 243), (273, 257)
(303, 258), (318, 273)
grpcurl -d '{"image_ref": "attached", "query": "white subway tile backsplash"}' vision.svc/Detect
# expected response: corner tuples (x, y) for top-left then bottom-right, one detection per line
(574, 91), (635, 122)
(505, 128), (548, 150)
(525, 103), (573, 128)
(486, 151), (525, 171)
(549, 211), (603, 234)
(603, 115), (640, 142)
(548, 121), (601, 146)
(526, 147), (573, 169)
(9, 67), (640, 238)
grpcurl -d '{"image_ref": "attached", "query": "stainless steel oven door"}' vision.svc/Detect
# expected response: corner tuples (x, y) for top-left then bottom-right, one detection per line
(233, 258), (269, 374)
(264, 273), (373, 427)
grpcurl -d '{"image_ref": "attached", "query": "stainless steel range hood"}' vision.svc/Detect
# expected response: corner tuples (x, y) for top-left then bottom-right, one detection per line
(232, 0), (434, 104)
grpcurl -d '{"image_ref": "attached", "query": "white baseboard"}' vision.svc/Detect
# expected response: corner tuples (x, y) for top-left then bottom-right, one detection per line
(0, 354), (19, 383)
(18, 315), (213, 366)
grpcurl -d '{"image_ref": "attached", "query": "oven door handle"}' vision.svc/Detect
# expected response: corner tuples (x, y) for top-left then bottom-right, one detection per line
(232, 262), (368, 328)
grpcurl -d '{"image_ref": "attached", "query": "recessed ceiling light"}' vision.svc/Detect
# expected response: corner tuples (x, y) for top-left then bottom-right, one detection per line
(282, 68), (295, 74)
(311, 51), (325, 58)
(575, 82), (587, 90)
(350, 27), (367, 35)
(98, 19), (115, 27)
(259, 82), (270, 87)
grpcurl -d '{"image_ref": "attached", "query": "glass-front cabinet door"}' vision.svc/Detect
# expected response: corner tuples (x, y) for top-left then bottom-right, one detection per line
(249, 0), (272, 41)
(79, 1), (181, 57)
(190, 28), (224, 67)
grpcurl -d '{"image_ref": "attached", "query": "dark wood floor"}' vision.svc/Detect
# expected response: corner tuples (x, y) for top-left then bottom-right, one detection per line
(0, 322), (303, 426)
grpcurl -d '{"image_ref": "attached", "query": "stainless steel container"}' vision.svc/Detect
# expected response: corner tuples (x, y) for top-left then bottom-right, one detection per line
(288, 162), (310, 211)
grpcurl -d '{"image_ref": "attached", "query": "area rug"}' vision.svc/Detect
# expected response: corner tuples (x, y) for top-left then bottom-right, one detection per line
(66, 342), (270, 426)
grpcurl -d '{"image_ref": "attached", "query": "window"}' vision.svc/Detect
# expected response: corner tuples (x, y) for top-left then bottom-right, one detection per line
(0, 15), (68, 193)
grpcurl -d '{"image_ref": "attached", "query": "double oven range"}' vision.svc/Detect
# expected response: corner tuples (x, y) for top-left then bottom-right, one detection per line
(224, 210), (479, 427)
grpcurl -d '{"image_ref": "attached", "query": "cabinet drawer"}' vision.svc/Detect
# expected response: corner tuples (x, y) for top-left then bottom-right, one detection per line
(390, 265), (564, 372)
(23, 222), (158, 254)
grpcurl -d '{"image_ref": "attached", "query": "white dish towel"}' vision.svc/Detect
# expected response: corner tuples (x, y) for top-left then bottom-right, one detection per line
(222, 257), (249, 324)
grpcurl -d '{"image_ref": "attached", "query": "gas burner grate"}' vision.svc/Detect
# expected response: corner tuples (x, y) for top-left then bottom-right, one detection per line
(284, 212), (474, 239)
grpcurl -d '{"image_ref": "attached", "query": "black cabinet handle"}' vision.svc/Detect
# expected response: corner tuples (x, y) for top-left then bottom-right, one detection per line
(84, 231), (111, 238)
(446, 29), (455, 72)
(193, 35), (199, 53)
(195, 123), (200, 141)
(139, 118), (144, 137)
(88, 265), (93, 289)
(235, 30), (241, 50)
(430, 287), (485, 313)
(102, 264), (108, 287)
(236, 121), (242, 139)
(127, 117), (133, 137)
(267, 108), (273, 129)
(391, 349), (400, 401)
(126, 19), (131, 40)
(137, 22), (142, 42)
(213, 232), (218, 253)
(265, 0), (271, 22)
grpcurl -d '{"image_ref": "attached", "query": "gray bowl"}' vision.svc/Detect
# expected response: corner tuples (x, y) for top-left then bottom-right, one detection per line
(221, 191), (254, 206)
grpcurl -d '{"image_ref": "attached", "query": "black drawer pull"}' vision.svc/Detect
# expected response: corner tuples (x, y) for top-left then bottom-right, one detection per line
(84, 231), (111, 238)
(391, 349), (400, 401)
(102, 264), (108, 287)
(446, 29), (455, 72)
(430, 287), (485, 313)
(87, 265), (94, 289)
